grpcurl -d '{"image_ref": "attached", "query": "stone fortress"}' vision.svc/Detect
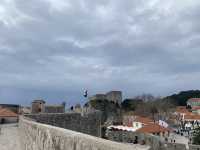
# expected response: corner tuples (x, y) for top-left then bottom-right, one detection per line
(89, 91), (122, 105)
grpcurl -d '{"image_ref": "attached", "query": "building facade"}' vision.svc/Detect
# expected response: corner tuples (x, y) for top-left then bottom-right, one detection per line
(187, 98), (200, 114)
(0, 108), (18, 124)
(109, 115), (170, 138)
(187, 98), (200, 107)
(31, 100), (46, 114)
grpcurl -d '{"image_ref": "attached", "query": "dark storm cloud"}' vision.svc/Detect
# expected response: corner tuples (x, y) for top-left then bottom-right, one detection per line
(0, 0), (200, 105)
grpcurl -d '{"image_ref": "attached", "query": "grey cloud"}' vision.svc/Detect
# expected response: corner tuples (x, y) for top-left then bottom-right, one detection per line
(0, 0), (200, 105)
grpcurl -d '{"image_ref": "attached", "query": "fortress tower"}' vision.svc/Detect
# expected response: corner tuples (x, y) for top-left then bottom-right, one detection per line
(31, 100), (45, 114)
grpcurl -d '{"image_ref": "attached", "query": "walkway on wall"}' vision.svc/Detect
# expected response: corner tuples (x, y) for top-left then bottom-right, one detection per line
(0, 124), (21, 150)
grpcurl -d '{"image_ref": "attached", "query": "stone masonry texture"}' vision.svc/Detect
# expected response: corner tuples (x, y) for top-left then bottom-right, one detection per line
(25, 112), (102, 137)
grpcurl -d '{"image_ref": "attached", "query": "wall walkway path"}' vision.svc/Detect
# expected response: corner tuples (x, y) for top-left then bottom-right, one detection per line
(0, 124), (21, 150)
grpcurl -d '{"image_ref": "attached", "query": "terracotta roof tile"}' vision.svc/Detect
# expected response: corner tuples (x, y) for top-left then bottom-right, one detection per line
(134, 116), (154, 125)
(136, 124), (170, 134)
(123, 115), (155, 127)
(191, 106), (200, 111)
(0, 108), (18, 117)
(184, 114), (200, 120)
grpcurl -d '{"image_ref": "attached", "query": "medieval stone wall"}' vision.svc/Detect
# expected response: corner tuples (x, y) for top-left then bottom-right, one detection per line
(19, 117), (149, 150)
(24, 112), (102, 137)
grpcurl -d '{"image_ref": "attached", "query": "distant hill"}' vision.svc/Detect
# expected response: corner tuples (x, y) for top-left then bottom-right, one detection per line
(121, 90), (200, 112)
(164, 90), (200, 106)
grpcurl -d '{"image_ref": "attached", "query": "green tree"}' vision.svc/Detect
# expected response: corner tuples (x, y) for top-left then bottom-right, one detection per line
(149, 102), (158, 122)
(121, 99), (143, 111)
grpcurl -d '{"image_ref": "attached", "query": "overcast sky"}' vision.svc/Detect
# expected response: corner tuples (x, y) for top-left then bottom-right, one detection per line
(0, 0), (200, 106)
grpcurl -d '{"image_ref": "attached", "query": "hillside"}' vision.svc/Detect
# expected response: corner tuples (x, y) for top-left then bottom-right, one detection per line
(164, 90), (200, 106)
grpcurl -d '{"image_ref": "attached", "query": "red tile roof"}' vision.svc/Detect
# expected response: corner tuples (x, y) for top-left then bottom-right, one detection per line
(0, 108), (18, 117)
(191, 106), (200, 111)
(134, 116), (154, 125)
(136, 123), (170, 134)
(184, 114), (200, 120)
(123, 115), (154, 127)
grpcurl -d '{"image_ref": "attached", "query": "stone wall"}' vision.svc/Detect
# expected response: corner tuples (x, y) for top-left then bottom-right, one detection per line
(106, 130), (188, 150)
(19, 117), (149, 150)
(44, 105), (65, 113)
(189, 144), (200, 150)
(25, 112), (102, 137)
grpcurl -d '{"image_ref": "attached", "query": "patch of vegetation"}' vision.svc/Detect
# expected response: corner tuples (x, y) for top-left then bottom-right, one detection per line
(164, 90), (200, 106)
(121, 99), (143, 111)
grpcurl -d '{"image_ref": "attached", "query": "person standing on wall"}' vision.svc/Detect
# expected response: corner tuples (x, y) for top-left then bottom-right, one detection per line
(84, 90), (88, 98)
